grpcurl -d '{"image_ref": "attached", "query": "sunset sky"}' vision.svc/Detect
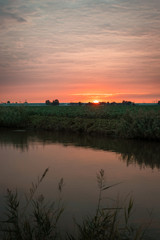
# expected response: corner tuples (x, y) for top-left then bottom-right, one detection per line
(0, 0), (160, 103)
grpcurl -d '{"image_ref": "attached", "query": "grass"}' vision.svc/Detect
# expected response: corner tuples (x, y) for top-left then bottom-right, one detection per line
(0, 169), (150, 240)
(0, 105), (160, 140)
(0, 168), (64, 240)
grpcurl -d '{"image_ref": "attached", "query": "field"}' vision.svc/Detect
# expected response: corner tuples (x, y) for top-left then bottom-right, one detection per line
(0, 105), (160, 140)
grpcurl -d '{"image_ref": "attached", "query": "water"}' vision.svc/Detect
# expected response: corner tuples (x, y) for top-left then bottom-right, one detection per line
(0, 129), (160, 238)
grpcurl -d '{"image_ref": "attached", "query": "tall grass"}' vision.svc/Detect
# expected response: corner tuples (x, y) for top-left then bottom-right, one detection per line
(67, 169), (148, 240)
(0, 169), (149, 240)
(0, 168), (64, 240)
(0, 105), (160, 140)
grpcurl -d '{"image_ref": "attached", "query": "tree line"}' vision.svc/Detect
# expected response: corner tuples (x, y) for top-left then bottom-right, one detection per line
(45, 99), (59, 106)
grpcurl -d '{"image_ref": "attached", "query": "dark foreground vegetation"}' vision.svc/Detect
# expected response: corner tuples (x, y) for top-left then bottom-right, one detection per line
(0, 169), (150, 240)
(0, 105), (160, 140)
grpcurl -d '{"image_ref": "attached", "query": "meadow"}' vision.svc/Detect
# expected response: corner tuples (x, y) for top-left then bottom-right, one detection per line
(0, 104), (160, 140)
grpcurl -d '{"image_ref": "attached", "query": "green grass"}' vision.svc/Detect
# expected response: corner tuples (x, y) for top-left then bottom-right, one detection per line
(0, 105), (160, 140)
(0, 169), (149, 240)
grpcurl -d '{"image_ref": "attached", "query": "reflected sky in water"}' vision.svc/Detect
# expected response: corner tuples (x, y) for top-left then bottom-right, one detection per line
(0, 129), (160, 238)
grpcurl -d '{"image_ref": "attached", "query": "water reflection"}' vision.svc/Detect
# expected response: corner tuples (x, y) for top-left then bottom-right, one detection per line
(1, 128), (160, 238)
(0, 128), (160, 170)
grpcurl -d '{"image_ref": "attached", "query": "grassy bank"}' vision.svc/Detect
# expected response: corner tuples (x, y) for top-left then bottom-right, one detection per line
(0, 105), (160, 140)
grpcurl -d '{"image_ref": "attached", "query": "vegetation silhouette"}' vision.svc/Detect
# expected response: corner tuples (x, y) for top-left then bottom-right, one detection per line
(45, 99), (59, 106)
(0, 169), (149, 240)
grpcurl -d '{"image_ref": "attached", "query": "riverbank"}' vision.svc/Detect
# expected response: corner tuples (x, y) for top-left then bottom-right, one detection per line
(0, 105), (160, 140)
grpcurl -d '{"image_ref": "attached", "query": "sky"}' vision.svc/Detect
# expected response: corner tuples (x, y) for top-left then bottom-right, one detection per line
(0, 0), (160, 103)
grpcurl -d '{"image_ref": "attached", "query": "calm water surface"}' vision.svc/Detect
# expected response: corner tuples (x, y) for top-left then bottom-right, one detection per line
(0, 129), (160, 238)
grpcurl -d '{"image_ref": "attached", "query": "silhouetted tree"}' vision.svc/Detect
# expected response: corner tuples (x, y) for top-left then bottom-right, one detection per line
(99, 102), (106, 106)
(122, 100), (135, 105)
(45, 99), (60, 106)
(78, 102), (82, 106)
(52, 99), (59, 106)
(86, 102), (93, 106)
(158, 101), (160, 105)
(45, 100), (51, 105)
(7, 101), (10, 104)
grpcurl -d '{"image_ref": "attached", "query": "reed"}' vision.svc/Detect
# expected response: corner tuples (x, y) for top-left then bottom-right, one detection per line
(0, 169), (149, 240)
(0, 105), (160, 140)
(0, 168), (64, 240)
(67, 169), (147, 240)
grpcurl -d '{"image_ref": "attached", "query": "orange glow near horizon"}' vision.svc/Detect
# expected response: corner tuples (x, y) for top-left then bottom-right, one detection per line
(93, 100), (99, 103)
(0, 90), (159, 104)
(0, 80), (159, 104)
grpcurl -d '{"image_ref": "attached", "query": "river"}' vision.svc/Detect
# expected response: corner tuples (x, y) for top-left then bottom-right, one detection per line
(0, 129), (160, 238)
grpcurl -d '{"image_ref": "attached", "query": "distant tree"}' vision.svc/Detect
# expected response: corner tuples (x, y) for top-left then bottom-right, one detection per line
(7, 101), (10, 104)
(99, 102), (106, 106)
(52, 99), (59, 106)
(45, 100), (51, 105)
(122, 100), (135, 105)
(45, 99), (60, 106)
(158, 101), (160, 105)
(86, 102), (92, 106)
(78, 102), (82, 106)
(110, 102), (117, 105)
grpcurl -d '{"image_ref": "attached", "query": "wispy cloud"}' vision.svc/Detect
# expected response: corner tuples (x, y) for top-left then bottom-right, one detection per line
(72, 93), (114, 96)
(0, 10), (26, 23)
(0, 0), (160, 102)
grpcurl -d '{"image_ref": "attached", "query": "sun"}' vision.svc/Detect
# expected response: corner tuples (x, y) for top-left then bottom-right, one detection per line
(93, 100), (99, 104)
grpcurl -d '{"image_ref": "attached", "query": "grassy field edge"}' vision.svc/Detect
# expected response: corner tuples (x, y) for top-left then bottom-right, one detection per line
(0, 105), (160, 140)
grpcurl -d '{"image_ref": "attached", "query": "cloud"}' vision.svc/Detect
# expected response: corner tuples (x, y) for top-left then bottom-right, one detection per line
(72, 93), (113, 96)
(0, 10), (26, 23)
(0, 0), (28, 27)
(115, 92), (160, 100)
(0, 0), (160, 102)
